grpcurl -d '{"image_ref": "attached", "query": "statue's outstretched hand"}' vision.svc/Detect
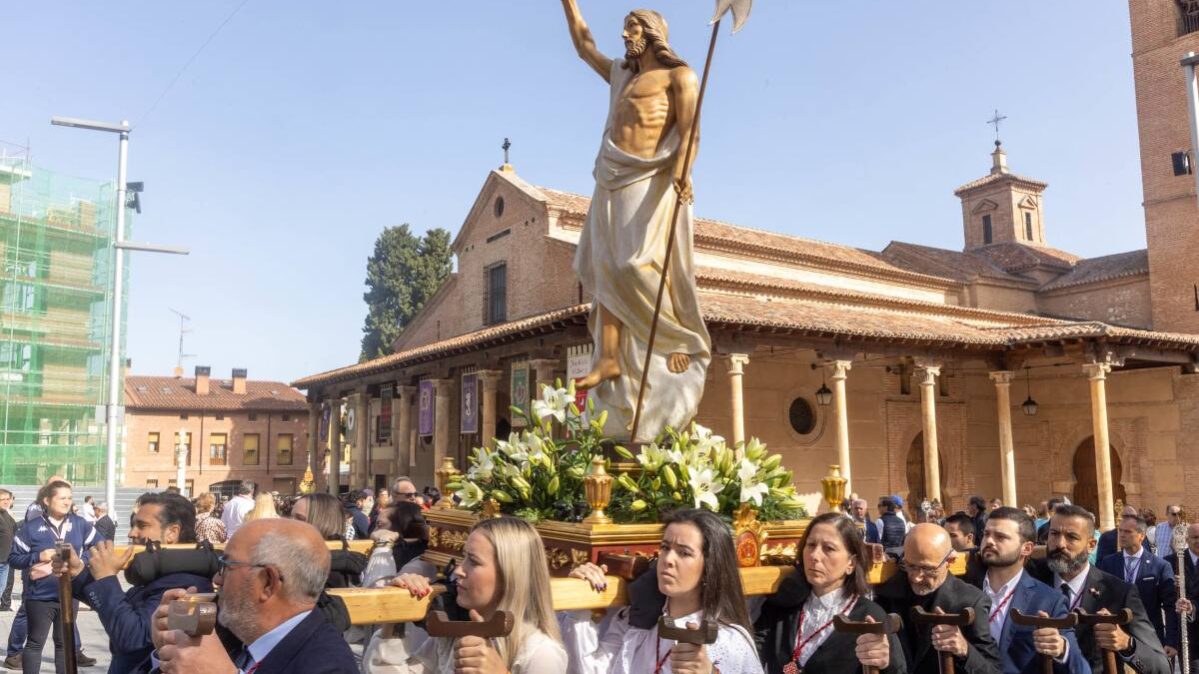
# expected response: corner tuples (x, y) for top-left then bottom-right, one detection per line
(673, 177), (693, 205)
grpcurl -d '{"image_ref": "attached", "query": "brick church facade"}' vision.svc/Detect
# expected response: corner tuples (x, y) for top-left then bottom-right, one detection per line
(294, 0), (1199, 529)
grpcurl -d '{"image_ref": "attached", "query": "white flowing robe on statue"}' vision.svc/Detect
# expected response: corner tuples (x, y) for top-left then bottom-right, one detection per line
(573, 59), (712, 443)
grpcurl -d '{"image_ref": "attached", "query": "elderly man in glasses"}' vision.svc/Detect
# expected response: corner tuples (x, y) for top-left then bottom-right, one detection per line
(150, 518), (357, 674)
(874, 522), (1002, 674)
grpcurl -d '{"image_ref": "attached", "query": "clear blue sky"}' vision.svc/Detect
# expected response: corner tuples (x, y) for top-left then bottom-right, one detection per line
(0, 1), (1143, 384)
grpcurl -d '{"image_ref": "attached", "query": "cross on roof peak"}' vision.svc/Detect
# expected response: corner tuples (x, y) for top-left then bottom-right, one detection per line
(987, 109), (1008, 146)
(502, 138), (511, 165)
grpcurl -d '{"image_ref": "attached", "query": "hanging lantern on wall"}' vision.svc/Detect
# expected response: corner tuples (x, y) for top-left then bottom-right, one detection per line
(1021, 367), (1039, 416)
(815, 367), (833, 406)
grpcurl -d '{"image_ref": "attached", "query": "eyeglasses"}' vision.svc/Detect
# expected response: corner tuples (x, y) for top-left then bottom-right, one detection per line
(217, 554), (283, 581)
(899, 549), (954, 578)
(396, 492), (419, 500)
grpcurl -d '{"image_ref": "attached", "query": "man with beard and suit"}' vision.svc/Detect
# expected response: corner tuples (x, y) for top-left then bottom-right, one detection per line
(874, 522), (1002, 674)
(1027, 504), (1169, 674)
(150, 518), (357, 674)
(976, 507), (1089, 674)
(1165, 522), (1199, 672)
(55, 492), (213, 673)
(1097, 513), (1179, 663)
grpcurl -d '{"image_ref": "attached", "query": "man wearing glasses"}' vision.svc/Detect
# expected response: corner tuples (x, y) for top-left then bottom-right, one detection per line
(151, 518), (357, 674)
(875, 522), (1002, 674)
(1153, 505), (1181, 560)
(392, 476), (420, 505)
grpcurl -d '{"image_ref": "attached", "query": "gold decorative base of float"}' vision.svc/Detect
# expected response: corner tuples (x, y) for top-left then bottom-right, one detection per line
(424, 505), (809, 576)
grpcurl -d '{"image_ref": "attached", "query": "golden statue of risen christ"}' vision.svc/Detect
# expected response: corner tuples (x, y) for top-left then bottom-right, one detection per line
(560, 0), (712, 442)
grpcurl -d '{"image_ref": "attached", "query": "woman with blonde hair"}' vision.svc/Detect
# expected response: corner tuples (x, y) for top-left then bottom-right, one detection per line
(243, 492), (278, 521)
(383, 516), (566, 673)
(193, 491), (226, 544)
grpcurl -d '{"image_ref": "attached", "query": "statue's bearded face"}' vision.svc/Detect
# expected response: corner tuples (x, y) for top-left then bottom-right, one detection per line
(622, 14), (647, 60)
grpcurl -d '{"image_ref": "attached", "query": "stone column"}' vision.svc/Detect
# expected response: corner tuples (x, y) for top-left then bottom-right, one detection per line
(827, 360), (853, 494)
(989, 371), (1018, 507)
(1083, 362), (1116, 531)
(529, 359), (558, 397)
(478, 370), (504, 447)
(396, 385), (416, 474)
(431, 379), (454, 474)
(354, 389), (370, 489)
(327, 397), (342, 496)
(726, 354), (750, 447)
(916, 364), (943, 503)
(306, 401), (320, 484)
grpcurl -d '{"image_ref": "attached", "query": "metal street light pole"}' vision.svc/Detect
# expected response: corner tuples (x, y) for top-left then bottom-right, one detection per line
(51, 116), (189, 519)
(1182, 52), (1199, 208)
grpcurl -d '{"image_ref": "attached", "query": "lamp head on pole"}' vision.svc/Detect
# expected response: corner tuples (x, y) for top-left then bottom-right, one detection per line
(815, 367), (832, 406)
(1021, 368), (1038, 416)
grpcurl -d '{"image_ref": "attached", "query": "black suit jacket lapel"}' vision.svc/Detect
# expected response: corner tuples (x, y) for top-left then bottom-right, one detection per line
(254, 611), (321, 673)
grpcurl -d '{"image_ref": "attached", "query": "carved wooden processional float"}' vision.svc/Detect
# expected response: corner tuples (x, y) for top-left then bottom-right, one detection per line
(422, 386), (836, 577)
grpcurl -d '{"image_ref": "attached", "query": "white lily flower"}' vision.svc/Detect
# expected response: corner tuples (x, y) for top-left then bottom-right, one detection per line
(691, 423), (725, 455)
(737, 458), (768, 506)
(468, 450), (495, 481)
(532, 385), (570, 424)
(455, 481), (484, 509)
(637, 443), (667, 472)
(688, 468), (724, 511)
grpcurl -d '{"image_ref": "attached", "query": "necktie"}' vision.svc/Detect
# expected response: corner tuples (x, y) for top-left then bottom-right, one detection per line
(1125, 556), (1136, 583)
(1060, 582), (1071, 603)
(233, 648), (256, 674)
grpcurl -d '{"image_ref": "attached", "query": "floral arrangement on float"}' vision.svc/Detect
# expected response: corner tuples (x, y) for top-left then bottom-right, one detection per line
(425, 382), (809, 575)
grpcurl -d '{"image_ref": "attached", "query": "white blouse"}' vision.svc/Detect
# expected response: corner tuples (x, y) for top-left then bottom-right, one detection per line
(794, 587), (856, 666)
(559, 607), (764, 674)
(408, 628), (567, 674)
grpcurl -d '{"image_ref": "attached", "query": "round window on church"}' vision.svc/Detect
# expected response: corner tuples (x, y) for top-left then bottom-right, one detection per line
(494, 196), (505, 219)
(788, 397), (816, 435)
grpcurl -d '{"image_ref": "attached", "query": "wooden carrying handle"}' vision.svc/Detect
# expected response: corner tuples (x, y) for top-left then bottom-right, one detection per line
(1072, 609), (1133, 674)
(55, 542), (77, 674)
(833, 614), (903, 674)
(910, 607), (975, 674)
(167, 600), (219, 637)
(594, 552), (650, 581)
(1009, 610), (1079, 674)
(425, 610), (514, 638)
(657, 616), (719, 645)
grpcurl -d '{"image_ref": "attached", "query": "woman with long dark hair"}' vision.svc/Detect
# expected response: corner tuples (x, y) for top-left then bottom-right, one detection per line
(755, 512), (905, 674)
(563, 508), (763, 673)
(8, 480), (97, 674)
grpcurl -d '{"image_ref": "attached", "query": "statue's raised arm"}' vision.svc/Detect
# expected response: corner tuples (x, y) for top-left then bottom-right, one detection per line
(560, 0), (613, 81)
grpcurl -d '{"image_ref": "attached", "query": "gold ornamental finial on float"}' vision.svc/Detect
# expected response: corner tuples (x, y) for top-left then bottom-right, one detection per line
(435, 456), (460, 509)
(821, 464), (848, 513)
(298, 467), (315, 495)
(582, 455), (613, 524)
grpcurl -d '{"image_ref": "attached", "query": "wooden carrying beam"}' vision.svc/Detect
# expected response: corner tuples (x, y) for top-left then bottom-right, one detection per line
(328, 554), (971, 626)
(111, 540), (374, 568)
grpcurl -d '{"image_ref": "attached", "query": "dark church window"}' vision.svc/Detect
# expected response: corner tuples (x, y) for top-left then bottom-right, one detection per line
(982, 214), (993, 244)
(788, 397), (816, 435)
(486, 263), (507, 325)
(1179, 0), (1199, 35)
(1024, 212), (1034, 240)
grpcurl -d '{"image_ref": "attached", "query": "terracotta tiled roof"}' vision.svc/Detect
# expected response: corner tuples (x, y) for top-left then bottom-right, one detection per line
(125, 376), (309, 412)
(970, 242), (1079, 272)
(537, 187), (959, 289)
(880, 242), (1030, 284)
(1039, 250), (1149, 291)
(953, 172), (1048, 195)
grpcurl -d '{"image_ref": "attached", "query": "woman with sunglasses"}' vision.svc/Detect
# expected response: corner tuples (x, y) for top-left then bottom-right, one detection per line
(381, 516), (566, 673)
(562, 508), (764, 673)
(755, 512), (904, 673)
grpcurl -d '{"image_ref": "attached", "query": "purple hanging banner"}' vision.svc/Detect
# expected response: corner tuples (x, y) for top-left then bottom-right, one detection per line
(418, 380), (435, 437)
(460, 373), (479, 434)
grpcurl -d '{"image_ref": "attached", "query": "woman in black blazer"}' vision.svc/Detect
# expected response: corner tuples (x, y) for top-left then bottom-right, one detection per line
(755, 512), (907, 674)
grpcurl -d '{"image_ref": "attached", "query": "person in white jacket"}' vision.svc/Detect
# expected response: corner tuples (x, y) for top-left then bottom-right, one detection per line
(560, 508), (764, 674)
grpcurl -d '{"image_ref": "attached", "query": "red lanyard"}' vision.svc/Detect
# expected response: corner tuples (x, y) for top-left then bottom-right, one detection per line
(988, 585), (1017, 623)
(791, 594), (859, 665)
(654, 636), (672, 674)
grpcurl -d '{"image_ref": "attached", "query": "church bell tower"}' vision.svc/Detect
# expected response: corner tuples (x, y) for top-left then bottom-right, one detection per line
(954, 142), (1048, 251)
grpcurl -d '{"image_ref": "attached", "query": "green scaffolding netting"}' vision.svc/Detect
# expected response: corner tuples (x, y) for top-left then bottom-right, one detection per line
(0, 152), (130, 486)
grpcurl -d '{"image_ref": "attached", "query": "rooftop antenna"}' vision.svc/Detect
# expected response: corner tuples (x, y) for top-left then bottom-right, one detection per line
(168, 308), (196, 377)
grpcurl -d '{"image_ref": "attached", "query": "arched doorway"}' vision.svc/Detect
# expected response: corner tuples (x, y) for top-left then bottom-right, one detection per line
(906, 432), (948, 507)
(1072, 437), (1126, 517)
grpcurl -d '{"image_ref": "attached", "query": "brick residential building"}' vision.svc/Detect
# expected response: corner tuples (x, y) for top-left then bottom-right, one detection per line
(293, 1), (1199, 530)
(124, 368), (310, 497)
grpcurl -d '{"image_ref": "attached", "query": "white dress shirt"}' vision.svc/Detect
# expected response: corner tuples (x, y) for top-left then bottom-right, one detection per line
(242, 610), (311, 671)
(221, 495), (255, 538)
(983, 569), (1022, 642)
(795, 587), (854, 666)
(1122, 548), (1146, 583)
(1053, 563), (1091, 611)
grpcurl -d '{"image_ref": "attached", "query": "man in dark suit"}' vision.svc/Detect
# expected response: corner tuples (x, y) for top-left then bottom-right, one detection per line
(976, 507), (1089, 674)
(1096, 505), (1139, 564)
(56, 492), (214, 674)
(94, 502), (117, 541)
(1028, 504), (1170, 674)
(1097, 513), (1179, 661)
(151, 518), (357, 674)
(1165, 522), (1199, 672)
(874, 522), (1002, 674)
